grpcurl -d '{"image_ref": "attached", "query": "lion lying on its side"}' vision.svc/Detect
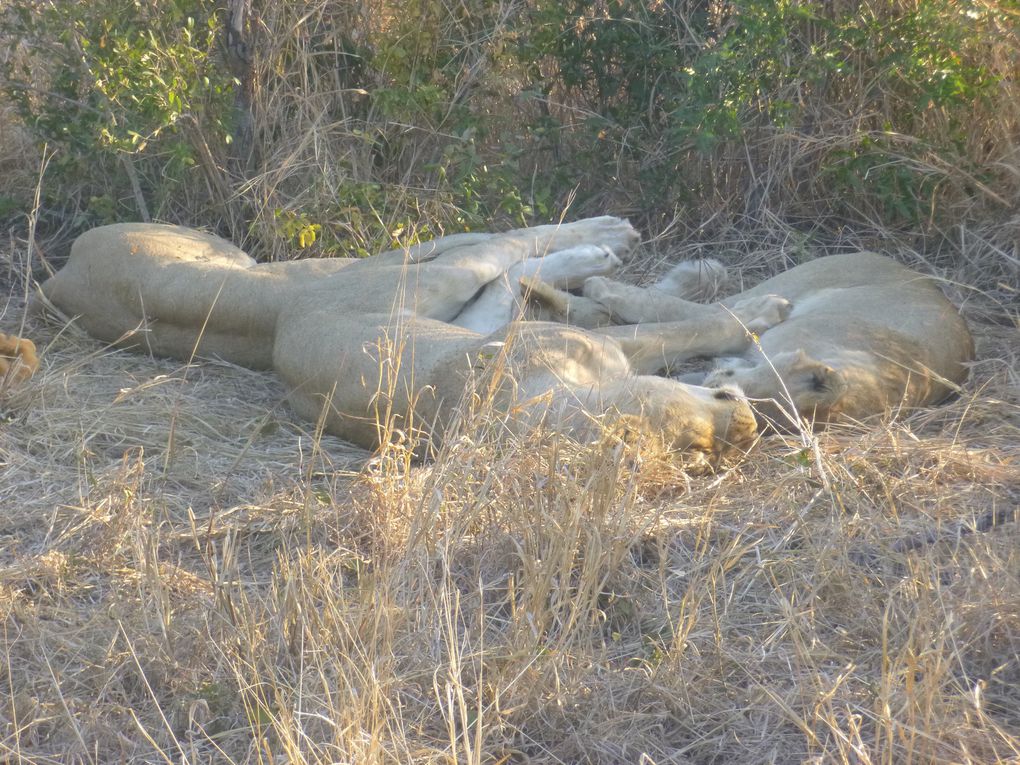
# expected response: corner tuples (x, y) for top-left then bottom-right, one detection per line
(37, 219), (791, 458)
(527, 253), (974, 426)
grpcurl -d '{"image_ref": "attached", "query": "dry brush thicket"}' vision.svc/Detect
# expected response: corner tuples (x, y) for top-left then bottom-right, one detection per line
(2, 1), (1020, 763)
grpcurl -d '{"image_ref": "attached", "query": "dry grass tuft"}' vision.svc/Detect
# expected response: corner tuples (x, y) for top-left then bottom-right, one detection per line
(2, 223), (1017, 764)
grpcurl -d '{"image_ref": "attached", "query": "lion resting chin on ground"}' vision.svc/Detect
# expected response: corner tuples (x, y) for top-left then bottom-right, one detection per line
(538, 252), (974, 426)
(36, 219), (790, 458)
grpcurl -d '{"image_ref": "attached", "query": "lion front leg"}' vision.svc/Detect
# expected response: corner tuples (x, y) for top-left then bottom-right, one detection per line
(517, 278), (612, 328)
(595, 295), (792, 375)
(582, 276), (721, 324)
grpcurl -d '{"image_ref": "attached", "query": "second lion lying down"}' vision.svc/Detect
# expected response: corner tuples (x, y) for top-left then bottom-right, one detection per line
(532, 251), (974, 427)
(36, 218), (973, 456)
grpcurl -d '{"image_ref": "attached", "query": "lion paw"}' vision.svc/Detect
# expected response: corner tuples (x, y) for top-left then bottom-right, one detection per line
(538, 244), (622, 289)
(580, 275), (618, 305)
(558, 216), (640, 260)
(654, 258), (728, 301)
(730, 294), (792, 335)
(0, 332), (39, 384)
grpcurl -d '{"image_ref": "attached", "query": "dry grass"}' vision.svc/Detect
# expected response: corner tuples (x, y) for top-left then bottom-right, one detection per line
(2, 223), (1017, 764)
(1, 2), (1016, 760)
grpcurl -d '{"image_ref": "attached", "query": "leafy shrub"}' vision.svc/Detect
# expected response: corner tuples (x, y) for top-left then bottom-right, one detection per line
(2, 0), (233, 228)
(0, 0), (1015, 251)
(516, 0), (1011, 228)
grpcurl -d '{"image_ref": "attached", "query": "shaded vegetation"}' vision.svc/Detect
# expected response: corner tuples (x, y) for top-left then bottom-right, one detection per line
(2, 0), (1017, 255)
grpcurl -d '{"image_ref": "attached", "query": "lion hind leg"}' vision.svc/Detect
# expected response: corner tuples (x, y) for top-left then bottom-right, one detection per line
(0, 332), (39, 383)
(450, 245), (622, 333)
(373, 232), (496, 265)
(412, 218), (638, 322)
(508, 216), (639, 259)
(373, 215), (635, 266)
(435, 216), (639, 267)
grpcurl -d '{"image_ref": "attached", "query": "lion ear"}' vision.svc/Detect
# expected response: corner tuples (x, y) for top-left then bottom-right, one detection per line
(520, 276), (570, 316)
(809, 363), (841, 393)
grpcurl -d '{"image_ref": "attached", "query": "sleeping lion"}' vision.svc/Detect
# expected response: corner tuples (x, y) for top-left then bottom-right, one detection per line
(24, 219), (972, 453)
(35, 219), (790, 458)
(527, 253), (974, 427)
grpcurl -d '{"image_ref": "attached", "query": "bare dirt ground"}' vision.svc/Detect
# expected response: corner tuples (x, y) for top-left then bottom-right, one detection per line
(1, 235), (1018, 764)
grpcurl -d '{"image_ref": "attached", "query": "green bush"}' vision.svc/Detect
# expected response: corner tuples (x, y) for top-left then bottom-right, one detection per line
(0, 0), (1013, 249)
(516, 0), (1007, 227)
(2, 0), (232, 227)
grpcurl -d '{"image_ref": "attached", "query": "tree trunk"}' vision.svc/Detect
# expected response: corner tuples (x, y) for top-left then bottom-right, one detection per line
(223, 0), (255, 171)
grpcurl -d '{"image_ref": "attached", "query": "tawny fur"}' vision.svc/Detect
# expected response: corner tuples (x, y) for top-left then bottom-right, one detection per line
(39, 220), (790, 457)
(0, 332), (38, 384)
(577, 254), (974, 425)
